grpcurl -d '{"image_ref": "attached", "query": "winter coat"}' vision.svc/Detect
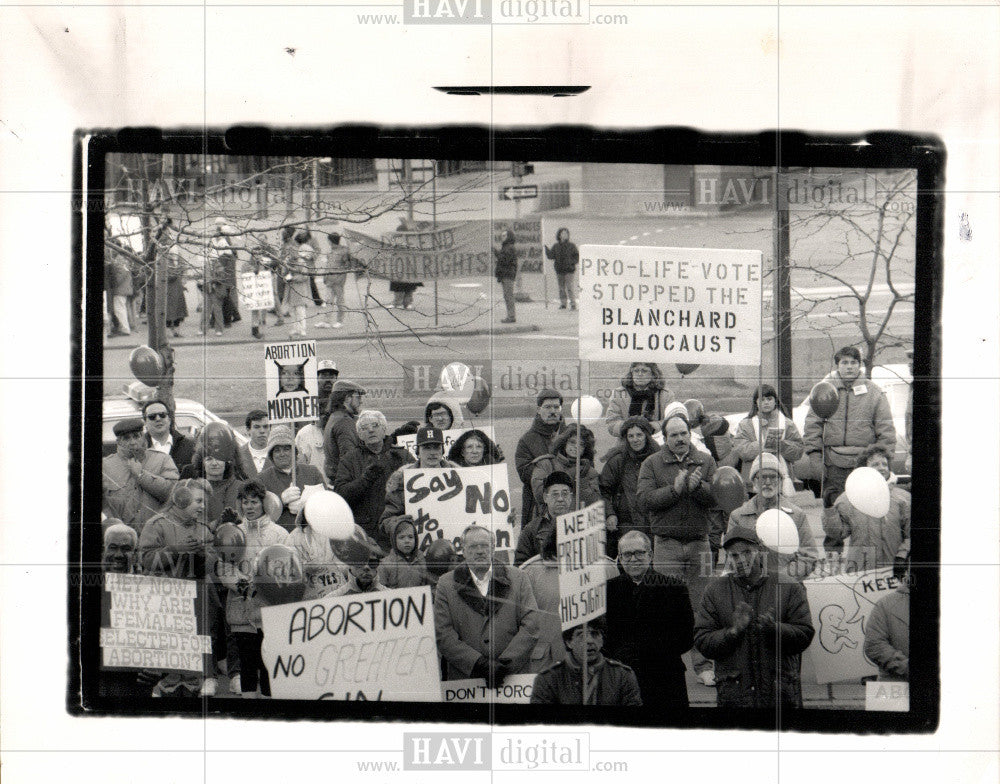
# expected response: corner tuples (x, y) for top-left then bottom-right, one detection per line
(237, 516), (289, 563)
(138, 512), (216, 579)
(335, 437), (412, 547)
(824, 486), (911, 571)
(530, 655), (642, 706)
(731, 411), (805, 487)
(494, 241), (518, 281)
(433, 561), (540, 679)
(544, 235), (579, 274)
(803, 371), (897, 469)
(530, 452), (602, 510)
(226, 588), (263, 634)
(515, 414), (568, 525)
(424, 397), (465, 430)
(728, 498), (820, 582)
(518, 556), (567, 672)
(377, 517), (430, 590)
(323, 407), (360, 481)
(287, 526), (349, 599)
(257, 462), (326, 532)
(146, 430), (196, 474)
(605, 569), (694, 708)
(604, 387), (677, 438)
(379, 458), (459, 547)
(694, 572), (814, 708)
(235, 442), (273, 481)
(599, 442), (659, 537)
(636, 446), (718, 542)
(863, 585), (909, 681)
(514, 508), (557, 567)
(447, 428), (505, 466)
(102, 450), (180, 535)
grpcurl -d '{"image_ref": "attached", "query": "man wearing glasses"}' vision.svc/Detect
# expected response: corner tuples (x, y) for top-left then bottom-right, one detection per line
(142, 400), (195, 471)
(605, 531), (695, 708)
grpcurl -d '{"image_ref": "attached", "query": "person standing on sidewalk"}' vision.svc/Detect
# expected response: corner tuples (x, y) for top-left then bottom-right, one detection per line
(493, 229), (518, 323)
(545, 227), (579, 310)
(324, 233), (349, 329)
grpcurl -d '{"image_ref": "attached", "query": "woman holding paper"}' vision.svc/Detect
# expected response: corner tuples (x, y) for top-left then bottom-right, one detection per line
(731, 384), (804, 494)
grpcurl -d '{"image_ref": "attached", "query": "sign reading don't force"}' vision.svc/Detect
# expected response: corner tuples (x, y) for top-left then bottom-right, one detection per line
(578, 245), (763, 366)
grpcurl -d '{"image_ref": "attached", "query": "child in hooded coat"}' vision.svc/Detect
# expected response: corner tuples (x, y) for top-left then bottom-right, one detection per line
(377, 517), (430, 590)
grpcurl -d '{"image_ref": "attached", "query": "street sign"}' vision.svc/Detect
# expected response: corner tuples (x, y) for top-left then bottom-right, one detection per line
(499, 185), (539, 201)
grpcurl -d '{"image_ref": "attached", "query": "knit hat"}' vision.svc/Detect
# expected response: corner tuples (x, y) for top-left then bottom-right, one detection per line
(266, 425), (295, 456)
(543, 470), (574, 493)
(536, 388), (563, 407)
(748, 452), (789, 482)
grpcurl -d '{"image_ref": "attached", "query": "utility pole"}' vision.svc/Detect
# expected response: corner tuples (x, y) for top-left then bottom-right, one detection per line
(773, 168), (793, 407)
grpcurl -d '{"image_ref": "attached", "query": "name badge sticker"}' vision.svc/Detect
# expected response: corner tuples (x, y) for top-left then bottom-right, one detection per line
(853, 384), (868, 396)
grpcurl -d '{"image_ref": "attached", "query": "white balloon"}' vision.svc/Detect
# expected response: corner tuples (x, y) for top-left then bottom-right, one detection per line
(569, 395), (603, 424)
(304, 490), (355, 540)
(755, 509), (799, 555)
(845, 467), (891, 518)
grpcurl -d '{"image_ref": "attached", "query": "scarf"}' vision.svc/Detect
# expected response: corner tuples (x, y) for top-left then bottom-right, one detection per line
(628, 387), (657, 418)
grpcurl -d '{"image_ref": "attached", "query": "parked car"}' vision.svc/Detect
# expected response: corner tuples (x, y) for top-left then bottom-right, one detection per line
(722, 364), (912, 491)
(102, 382), (248, 457)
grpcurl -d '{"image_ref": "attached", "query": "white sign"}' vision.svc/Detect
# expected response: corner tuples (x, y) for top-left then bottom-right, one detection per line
(402, 465), (514, 555)
(802, 567), (900, 684)
(500, 185), (539, 201)
(263, 340), (319, 425)
(100, 573), (211, 674)
(395, 426), (496, 456)
(865, 680), (909, 711)
(441, 674), (537, 703)
(260, 585), (441, 701)
(238, 271), (275, 311)
(556, 501), (608, 631)
(578, 245), (763, 366)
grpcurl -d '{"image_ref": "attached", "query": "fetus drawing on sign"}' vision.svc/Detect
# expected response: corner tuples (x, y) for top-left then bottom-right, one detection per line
(818, 605), (860, 654)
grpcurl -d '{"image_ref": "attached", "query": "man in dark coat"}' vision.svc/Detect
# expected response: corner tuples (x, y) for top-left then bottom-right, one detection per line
(514, 470), (575, 566)
(605, 531), (694, 709)
(694, 525), (815, 709)
(514, 388), (567, 528)
(544, 227), (579, 310)
(334, 410), (411, 548)
(323, 380), (365, 481)
(142, 400), (195, 472)
(493, 229), (518, 323)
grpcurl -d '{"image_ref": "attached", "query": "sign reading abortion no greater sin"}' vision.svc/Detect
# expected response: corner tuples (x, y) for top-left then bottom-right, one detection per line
(578, 245), (763, 366)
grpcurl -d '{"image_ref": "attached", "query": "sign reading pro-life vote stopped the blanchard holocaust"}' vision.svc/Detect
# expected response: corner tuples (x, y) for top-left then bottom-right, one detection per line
(264, 340), (319, 425)
(578, 246), (763, 365)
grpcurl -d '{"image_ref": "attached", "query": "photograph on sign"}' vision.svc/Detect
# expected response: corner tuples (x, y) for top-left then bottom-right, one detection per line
(74, 129), (939, 732)
(263, 340), (319, 424)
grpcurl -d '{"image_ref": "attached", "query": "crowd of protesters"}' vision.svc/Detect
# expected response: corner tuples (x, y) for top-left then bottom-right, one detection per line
(101, 349), (911, 706)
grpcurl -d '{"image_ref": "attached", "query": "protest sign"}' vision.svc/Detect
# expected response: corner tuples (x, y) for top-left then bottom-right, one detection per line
(802, 567), (900, 683)
(577, 245), (763, 366)
(395, 426), (496, 456)
(260, 585), (441, 701)
(441, 674), (537, 704)
(556, 501), (608, 631)
(865, 680), (909, 711)
(263, 340), (319, 425)
(342, 224), (491, 281)
(492, 218), (544, 273)
(402, 465), (513, 555)
(100, 573), (211, 674)
(237, 271), (275, 311)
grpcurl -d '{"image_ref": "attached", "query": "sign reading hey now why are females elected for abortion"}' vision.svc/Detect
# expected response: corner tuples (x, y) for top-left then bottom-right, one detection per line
(264, 340), (319, 425)
(557, 501), (608, 631)
(578, 245), (763, 366)
(403, 465), (514, 556)
(260, 585), (441, 701)
(100, 573), (212, 674)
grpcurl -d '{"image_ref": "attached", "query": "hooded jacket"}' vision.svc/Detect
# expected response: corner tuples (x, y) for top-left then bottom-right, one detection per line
(636, 444), (718, 541)
(530, 451), (602, 510)
(599, 417), (659, 535)
(694, 571), (814, 708)
(433, 560), (540, 679)
(376, 517), (430, 590)
(424, 396), (465, 430)
(802, 370), (897, 469)
(824, 485), (911, 571)
(335, 436), (412, 546)
(379, 457), (459, 547)
(544, 230), (579, 274)
(447, 428), (505, 466)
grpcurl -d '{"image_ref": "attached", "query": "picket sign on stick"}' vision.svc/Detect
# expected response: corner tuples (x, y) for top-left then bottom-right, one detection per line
(264, 340), (320, 490)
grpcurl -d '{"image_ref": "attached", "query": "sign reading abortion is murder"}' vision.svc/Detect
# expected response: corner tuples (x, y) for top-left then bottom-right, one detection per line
(578, 245), (763, 366)
(100, 573), (212, 674)
(260, 585), (440, 701)
(557, 501), (608, 631)
(264, 340), (319, 425)
(403, 465), (514, 555)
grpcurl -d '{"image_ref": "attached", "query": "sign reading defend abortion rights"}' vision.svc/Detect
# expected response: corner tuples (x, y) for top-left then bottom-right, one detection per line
(263, 340), (319, 425)
(578, 245), (763, 365)
(260, 585), (441, 701)
(100, 573), (212, 674)
(403, 465), (514, 556)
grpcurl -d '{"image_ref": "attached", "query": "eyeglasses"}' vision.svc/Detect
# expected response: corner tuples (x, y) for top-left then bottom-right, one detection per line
(619, 550), (650, 560)
(145, 411), (169, 421)
(757, 473), (781, 484)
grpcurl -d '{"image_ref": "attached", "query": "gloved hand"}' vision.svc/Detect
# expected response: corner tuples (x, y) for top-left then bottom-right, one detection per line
(281, 486), (302, 505)
(470, 657), (490, 680)
(363, 464), (382, 485)
(288, 498), (305, 515)
(219, 507), (240, 525)
(487, 660), (510, 688)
